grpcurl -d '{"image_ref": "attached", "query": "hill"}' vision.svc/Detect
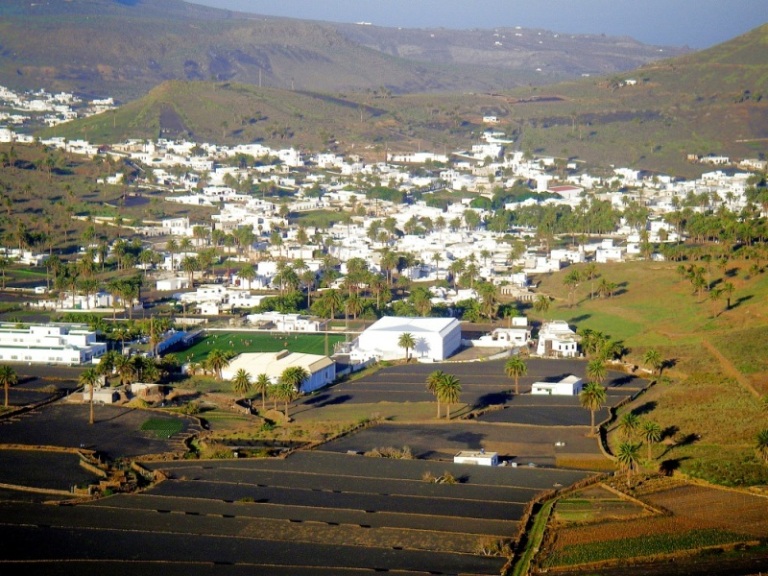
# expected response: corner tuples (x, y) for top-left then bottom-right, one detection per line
(42, 23), (768, 177)
(0, 0), (684, 101)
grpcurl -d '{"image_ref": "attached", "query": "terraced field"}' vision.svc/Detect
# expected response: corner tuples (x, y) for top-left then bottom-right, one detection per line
(0, 451), (594, 575)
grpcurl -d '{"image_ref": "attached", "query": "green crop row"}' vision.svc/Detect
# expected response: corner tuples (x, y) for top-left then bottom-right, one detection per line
(141, 418), (184, 439)
(546, 528), (749, 567)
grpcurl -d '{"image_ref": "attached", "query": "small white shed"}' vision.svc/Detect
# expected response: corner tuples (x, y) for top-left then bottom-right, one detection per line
(453, 450), (499, 466)
(531, 374), (583, 396)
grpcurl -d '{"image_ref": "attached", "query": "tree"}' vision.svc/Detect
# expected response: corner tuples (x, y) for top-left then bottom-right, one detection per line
(79, 367), (101, 425)
(478, 282), (499, 320)
(616, 441), (642, 486)
(426, 370), (446, 418)
(533, 294), (550, 313)
(504, 356), (527, 395)
(642, 420), (662, 461)
(254, 373), (271, 412)
(231, 368), (252, 399)
(618, 412), (640, 440)
(276, 366), (308, 418)
(437, 373), (462, 419)
(166, 238), (178, 271)
(114, 354), (135, 386)
(238, 263), (256, 289)
(398, 332), (415, 363)
(0, 364), (17, 408)
(205, 349), (232, 380)
(563, 269), (581, 307)
(580, 381), (607, 436)
(643, 348), (663, 376)
(586, 358), (607, 385)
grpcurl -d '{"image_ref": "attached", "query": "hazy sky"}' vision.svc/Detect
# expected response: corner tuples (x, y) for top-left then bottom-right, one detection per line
(187, 0), (765, 48)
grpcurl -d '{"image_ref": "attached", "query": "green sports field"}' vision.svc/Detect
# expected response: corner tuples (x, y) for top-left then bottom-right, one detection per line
(181, 331), (348, 363)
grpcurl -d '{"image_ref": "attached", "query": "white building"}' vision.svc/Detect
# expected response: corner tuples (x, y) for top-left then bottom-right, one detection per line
(536, 320), (580, 358)
(221, 350), (336, 393)
(0, 324), (107, 365)
(352, 316), (461, 362)
(531, 374), (583, 395)
(246, 312), (321, 332)
(453, 450), (499, 466)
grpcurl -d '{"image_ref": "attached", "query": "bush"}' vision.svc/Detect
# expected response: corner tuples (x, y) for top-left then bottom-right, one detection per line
(364, 445), (413, 459)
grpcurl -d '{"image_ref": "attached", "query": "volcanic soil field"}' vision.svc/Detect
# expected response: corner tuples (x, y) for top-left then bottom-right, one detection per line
(0, 358), (643, 574)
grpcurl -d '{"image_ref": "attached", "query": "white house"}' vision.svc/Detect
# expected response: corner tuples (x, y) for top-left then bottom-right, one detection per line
(246, 312), (321, 332)
(221, 350), (336, 393)
(352, 316), (462, 362)
(536, 320), (580, 358)
(531, 374), (583, 395)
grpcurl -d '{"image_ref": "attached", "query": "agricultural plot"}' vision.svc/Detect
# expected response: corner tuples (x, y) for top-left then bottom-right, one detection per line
(182, 331), (346, 362)
(542, 479), (768, 572)
(0, 403), (197, 459)
(554, 485), (653, 524)
(0, 451), (539, 575)
(295, 357), (644, 415)
(321, 422), (605, 467)
(642, 483), (768, 538)
(0, 450), (97, 493)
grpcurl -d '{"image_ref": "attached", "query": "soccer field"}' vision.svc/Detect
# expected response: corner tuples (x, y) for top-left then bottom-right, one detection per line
(182, 331), (348, 362)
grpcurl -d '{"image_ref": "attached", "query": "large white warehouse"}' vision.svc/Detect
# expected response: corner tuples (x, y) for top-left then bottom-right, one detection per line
(353, 316), (462, 362)
(221, 350), (336, 393)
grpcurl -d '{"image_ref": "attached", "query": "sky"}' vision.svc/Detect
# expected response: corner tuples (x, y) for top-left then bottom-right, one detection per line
(186, 0), (765, 49)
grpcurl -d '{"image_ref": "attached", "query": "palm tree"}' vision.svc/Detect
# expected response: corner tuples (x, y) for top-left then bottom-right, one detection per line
(114, 354), (135, 386)
(79, 367), (101, 425)
(756, 429), (768, 464)
(533, 294), (550, 313)
(642, 420), (663, 460)
(426, 370), (446, 418)
(504, 356), (527, 395)
(643, 348), (663, 376)
(0, 364), (17, 408)
(580, 381), (607, 436)
(616, 441), (642, 486)
(231, 368), (252, 399)
(166, 237), (178, 271)
(437, 374), (462, 420)
(398, 332), (415, 363)
(276, 366), (308, 418)
(238, 263), (256, 290)
(586, 358), (607, 385)
(280, 365), (310, 396)
(618, 412), (640, 440)
(205, 349), (232, 380)
(254, 373), (271, 412)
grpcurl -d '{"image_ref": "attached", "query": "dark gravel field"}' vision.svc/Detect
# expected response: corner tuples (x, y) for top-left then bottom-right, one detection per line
(0, 402), (197, 459)
(297, 357), (645, 408)
(92, 493), (517, 535)
(148, 451), (595, 488)
(0, 450), (96, 492)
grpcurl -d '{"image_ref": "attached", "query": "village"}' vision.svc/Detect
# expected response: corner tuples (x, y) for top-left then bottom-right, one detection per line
(0, 81), (764, 381)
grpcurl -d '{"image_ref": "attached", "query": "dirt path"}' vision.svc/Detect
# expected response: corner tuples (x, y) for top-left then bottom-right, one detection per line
(702, 339), (761, 399)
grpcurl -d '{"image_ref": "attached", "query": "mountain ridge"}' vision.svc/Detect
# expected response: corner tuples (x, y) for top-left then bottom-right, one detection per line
(0, 0), (686, 101)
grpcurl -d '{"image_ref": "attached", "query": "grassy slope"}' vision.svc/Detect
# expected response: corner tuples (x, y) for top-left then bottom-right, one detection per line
(535, 259), (768, 486)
